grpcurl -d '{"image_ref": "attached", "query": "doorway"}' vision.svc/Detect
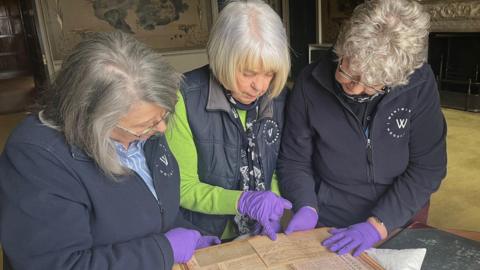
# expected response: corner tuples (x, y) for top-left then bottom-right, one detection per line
(0, 0), (46, 114)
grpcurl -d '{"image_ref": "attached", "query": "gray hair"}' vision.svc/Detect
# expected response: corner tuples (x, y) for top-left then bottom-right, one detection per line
(334, 0), (430, 87)
(40, 31), (182, 179)
(207, 0), (290, 97)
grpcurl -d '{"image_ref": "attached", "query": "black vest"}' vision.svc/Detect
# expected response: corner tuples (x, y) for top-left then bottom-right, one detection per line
(180, 65), (286, 237)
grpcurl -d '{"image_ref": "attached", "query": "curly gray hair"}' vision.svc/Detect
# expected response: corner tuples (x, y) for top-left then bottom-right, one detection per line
(334, 0), (430, 87)
(40, 31), (182, 179)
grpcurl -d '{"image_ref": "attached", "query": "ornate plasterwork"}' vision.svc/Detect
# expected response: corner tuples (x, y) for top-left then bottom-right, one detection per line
(419, 0), (480, 32)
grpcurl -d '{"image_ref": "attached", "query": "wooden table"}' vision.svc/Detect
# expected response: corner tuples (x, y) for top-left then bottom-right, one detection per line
(443, 228), (480, 242)
(404, 222), (480, 242)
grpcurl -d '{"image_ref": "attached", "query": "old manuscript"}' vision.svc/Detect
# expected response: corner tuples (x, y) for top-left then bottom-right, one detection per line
(173, 228), (383, 270)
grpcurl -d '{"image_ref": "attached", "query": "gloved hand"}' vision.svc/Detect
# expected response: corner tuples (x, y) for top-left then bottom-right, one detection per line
(284, 206), (318, 235)
(255, 219), (282, 237)
(165, 227), (201, 263)
(322, 221), (381, 257)
(195, 235), (221, 249)
(237, 191), (292, 240)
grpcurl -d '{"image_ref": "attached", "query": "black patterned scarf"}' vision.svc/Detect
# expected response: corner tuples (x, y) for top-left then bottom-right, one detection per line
(224, 91), (266, 236)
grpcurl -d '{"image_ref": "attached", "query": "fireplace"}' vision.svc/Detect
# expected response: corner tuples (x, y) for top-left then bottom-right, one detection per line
(420, 0), (480, 112)
(428, 33), (480, 112)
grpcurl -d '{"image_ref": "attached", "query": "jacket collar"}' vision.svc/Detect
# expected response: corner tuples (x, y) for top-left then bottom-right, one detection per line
(206, 74), (232, 112)
(310, 50), (429, 104)
(206, 72), (274, 119)
(69, 135), (161, 165)
(311, 50), (338, 94)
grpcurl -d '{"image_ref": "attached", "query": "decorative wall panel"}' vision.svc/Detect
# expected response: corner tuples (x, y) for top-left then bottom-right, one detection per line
(419, 0), (480, 32)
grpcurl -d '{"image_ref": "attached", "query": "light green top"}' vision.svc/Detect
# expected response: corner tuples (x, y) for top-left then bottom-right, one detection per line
(166, 92), (280, 239)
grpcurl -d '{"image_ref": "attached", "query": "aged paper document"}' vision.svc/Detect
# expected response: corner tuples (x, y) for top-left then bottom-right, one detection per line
(173, 228), (383, 270)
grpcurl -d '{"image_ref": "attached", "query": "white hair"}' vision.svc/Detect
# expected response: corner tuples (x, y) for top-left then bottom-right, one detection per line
(207, 0), (290, 97)
(334, 0), (430, 87)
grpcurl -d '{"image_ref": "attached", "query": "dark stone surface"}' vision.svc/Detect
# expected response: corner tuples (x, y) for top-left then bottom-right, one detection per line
(380, 228), (480, 270)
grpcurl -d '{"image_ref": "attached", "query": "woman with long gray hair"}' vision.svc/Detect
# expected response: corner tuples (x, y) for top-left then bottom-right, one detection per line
(278, 0), (446, 257)
(0, 31), (219, 270)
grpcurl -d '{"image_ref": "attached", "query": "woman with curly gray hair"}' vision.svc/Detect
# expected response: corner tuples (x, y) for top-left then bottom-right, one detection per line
(0, 31), (219, 270)
(278, 0), (446, 257)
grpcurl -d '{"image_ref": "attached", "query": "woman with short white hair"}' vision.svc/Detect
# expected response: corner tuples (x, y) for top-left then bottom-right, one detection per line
(0, 31), (219, 270)
(278, 0), (447, 257)
(166, 0), (291, 241)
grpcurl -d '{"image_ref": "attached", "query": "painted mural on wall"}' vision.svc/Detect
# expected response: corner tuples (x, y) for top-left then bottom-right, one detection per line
(39, 0), (213, 62)
(93, 0), (189, 33)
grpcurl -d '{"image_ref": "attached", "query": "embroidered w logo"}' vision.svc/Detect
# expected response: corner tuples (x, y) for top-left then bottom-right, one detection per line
(396, 118), (408, 129)
(159, 155), (168, 166)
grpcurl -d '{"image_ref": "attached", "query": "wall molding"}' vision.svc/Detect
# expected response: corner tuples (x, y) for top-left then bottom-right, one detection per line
(420, 0), (480, 32)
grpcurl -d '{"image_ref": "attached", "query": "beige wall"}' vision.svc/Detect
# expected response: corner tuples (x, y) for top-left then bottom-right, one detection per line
(162, 49), (208, 73)
(52, 49), (208, 76)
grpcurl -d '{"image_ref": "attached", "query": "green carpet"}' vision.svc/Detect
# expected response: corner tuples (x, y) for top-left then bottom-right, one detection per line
(0, 112), (27, 153)
(429, 108), (480, 232)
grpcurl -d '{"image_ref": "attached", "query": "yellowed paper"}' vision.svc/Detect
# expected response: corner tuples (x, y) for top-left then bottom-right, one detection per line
(174, 228), (383, 270)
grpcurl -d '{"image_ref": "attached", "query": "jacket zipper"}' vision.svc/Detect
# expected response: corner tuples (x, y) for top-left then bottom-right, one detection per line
(333, 95), (375, 184)
(134, 171), (166, 230)
(366, 138), (374, 184)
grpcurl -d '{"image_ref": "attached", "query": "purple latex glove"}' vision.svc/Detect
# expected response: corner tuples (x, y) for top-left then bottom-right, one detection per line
(255, 219), (282, 237)
(284, 206), (318, 235)
(237, 191), (292, 240)
(165, 227), (201, 263)
(322, 221), (381, 257)
(195, 235), (221, 249)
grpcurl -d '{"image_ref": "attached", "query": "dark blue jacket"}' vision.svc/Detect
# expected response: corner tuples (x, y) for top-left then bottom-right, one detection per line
(0, 115), (193, 270)
(277, 53), (447, 232)
(180, 65), (286, 237)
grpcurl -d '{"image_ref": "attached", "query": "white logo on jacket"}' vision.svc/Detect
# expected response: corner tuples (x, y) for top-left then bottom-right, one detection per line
(396, 118), (408, 129)
(155, 143), (174, 177)
(386, 107), (412, 139)
(262, 120), (280, 145)
(159, 155), (168, 166)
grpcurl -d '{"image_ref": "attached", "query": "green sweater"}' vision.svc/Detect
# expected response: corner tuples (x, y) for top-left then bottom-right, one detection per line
(166, 92), (280, 239)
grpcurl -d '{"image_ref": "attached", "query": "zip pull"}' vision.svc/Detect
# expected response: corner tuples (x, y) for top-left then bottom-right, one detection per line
(157, 201), (165, 214)
(157, 200), (165, 230)
(366, 139), (373, 164)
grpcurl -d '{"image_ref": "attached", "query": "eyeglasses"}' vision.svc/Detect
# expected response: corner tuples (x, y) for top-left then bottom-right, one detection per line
(337, 58), (387, 95)
(116, 111), (170, 138)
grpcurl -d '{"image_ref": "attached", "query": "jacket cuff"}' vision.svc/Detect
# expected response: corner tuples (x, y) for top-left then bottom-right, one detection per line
(228, 190), (243, 215)
(292, 196), (319, 213)
(371, 209), (396, 233)
(270, 174), (281, 196)
(153, 234), (174, 269)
